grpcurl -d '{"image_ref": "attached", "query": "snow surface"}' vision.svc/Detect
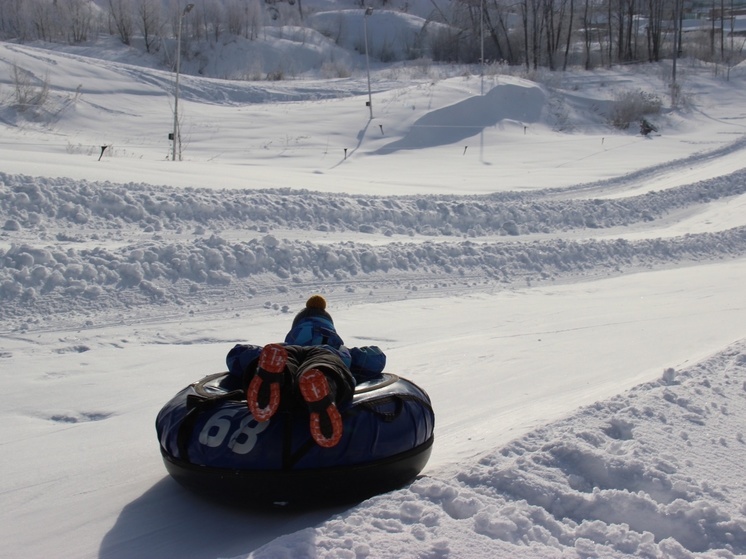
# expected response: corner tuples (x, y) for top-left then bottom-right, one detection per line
(1, 23), (746, 559)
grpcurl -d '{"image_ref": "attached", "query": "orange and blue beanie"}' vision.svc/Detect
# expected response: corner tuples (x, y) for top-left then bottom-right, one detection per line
(285, 295), (344, 348)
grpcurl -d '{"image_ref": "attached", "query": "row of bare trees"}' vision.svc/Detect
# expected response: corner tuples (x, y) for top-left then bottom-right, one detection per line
(0, 0), (98, 43)
(0, 0), (743, 70)
(0, 0), (281, 52)
(432, 0), (744, 69)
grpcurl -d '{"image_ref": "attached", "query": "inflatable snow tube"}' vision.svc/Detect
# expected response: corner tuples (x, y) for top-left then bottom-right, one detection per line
(156, 372), (435, 506)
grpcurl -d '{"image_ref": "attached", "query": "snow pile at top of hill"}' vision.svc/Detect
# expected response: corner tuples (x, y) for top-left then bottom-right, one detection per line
(244, 341), (746, 558)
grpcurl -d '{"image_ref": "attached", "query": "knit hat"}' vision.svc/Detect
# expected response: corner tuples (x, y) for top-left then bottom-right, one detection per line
(291, 295), (334, 328)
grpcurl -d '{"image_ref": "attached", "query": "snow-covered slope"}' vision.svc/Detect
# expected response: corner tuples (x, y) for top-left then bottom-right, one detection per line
(1, 36), (746, 558)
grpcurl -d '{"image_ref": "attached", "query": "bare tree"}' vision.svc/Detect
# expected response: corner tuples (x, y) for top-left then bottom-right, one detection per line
(562, 0), (574, 70)
(523, 0), (535, 69)
(109, 0), (134, 45)
(0, 0), (30, 40)
(485, 0), (518, 64)
(224, 0), (246, 36)
(645, 0), (667, 62)
(203, 1), (224, 43)
(582, 0), (590, 68)
(544, 0), (557, 69)
(720, 0), (725, 58)
(28, 0), (61, 42)
(60, 0), (94, 44)
(248, 0), (263, 40)
(542, 0), (573, 70)
(138, 0), (162, 53)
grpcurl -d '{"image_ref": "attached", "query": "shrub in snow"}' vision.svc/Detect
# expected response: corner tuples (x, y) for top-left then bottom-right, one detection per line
(320, 60), (351, 79)
(3, 219), (21, 231)
(610, 89), (662, 130)
(11, 64), (50, 113)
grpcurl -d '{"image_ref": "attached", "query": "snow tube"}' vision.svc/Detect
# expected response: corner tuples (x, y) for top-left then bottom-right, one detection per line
(156, 372), (435, 506)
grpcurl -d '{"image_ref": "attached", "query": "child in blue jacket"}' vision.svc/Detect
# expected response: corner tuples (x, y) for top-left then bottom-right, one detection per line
(226, 295), (386, 448)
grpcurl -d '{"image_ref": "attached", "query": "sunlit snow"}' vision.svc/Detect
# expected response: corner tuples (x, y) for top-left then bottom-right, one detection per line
(1, 15), (746, 559)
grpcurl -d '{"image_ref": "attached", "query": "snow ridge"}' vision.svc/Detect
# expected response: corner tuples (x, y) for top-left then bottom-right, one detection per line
(2, 171), (745, 328)
(4, 169), (746, 235)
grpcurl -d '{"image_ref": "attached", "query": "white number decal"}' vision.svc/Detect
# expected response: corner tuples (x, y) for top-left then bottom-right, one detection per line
(198, 409), (238, 447)
(228, 416), (270, 454)
(198, 408), (268, 455)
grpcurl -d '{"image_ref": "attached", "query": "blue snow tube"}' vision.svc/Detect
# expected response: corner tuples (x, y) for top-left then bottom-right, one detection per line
(156, 372), (435, 506)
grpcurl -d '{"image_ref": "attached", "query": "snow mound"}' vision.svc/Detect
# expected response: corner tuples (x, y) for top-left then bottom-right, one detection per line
(308, 9), (446, 62)
(246, 342), (746, 558)
(379, 82), (547, 151)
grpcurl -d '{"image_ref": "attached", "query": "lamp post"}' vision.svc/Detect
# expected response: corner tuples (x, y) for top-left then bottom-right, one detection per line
(172, 3), (194, 161)
(363, 7), (373, 120)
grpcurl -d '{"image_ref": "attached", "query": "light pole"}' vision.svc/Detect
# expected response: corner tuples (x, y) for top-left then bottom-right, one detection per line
(172, 3), (194, 161)
(363, 7), (373, 120)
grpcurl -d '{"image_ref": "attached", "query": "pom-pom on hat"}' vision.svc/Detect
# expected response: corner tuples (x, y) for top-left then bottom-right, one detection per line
(292, 295), (333, 328)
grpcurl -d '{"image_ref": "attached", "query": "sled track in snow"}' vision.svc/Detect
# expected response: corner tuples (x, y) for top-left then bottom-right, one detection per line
(540, 134), (746, 200)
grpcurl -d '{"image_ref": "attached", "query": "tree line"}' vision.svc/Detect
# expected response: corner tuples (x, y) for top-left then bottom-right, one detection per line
(0, 0), (743, 71)
(432, 0), (744, 70)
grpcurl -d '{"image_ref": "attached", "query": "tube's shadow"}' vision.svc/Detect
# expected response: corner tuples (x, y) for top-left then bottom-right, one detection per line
(98, 477), (350, 559)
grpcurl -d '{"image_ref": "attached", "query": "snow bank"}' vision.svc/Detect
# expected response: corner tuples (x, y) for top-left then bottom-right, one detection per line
(2, 170), (745, 327)
(307, 9), (445, 62)
(243, 342), (746, 559)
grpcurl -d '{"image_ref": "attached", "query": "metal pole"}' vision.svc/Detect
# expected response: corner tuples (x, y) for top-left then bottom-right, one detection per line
(364, 7), (373, 120)
(173, 3), (194, 161)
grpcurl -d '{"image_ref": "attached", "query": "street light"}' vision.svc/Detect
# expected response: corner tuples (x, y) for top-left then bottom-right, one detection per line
(363, 7), (373, 119)
(172, 3), (194, 161)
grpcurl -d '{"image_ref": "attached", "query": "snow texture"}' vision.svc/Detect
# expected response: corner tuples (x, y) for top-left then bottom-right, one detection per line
(1, 15), (746, 559)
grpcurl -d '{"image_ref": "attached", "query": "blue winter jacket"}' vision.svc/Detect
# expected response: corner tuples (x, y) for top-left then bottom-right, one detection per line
(226, 315), (386, 382)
